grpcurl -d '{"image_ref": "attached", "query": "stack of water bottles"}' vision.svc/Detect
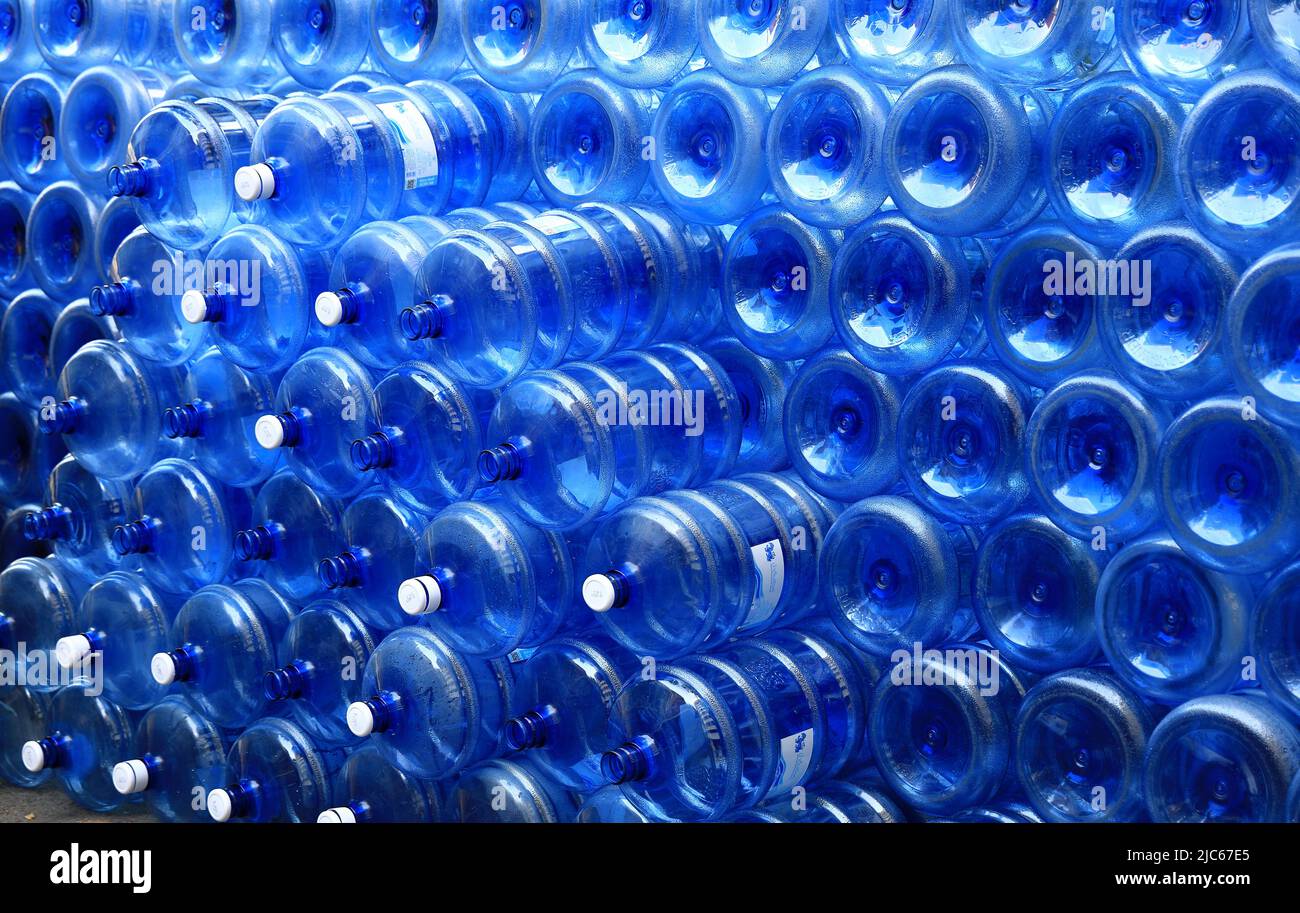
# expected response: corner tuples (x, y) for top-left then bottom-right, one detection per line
(1, 0), (1300, 826)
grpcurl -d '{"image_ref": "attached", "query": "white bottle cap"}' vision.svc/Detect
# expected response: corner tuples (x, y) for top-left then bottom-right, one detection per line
(150, 652), (177, 685)
(317, 806), (358, 824)
(54, 634), (93, 670)
(398, 576), (442, 616)
(112, 759), (150, 795)
(346, 701), (375, 737)
(21, 741), (45, 773)
(234, 163), (276, 202)
(315, 291), (345, 327)
(207, 788), (233, 822)
(180, 289), (209, 324)
(583, 574), (618, 613)
(255, 415), (286, 450)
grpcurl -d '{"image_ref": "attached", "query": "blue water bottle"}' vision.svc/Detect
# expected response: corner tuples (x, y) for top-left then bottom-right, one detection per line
(235, 467), (344, 603)
(1252, 561), (1300, 722)
(110, 94), (280, 249)
(722, 205), (836, 360)
(91, 195), (141, 281)
(1097, 223), (1240, 402)
(370, 0), (465, 82)
(33, 0), (128, 73)
(584, 473), (836, 658)
(459, 0), (582, 91)
(709, 336), (793, 473)
(317, 744), (442, 823)
(0, 181), (32, 293)
(884, 66), (1050, 238)
(1158, 396), (1300, 575)
(49, 299), (115, 378)
(1026, 372), (1168, 544)
(346, 625), (513, 780)
(0, 71), (69, 191)
(831, 0), (955, 85)
(766, 65), (890, 228)
(0, 687), (53, 788)
(869, 643), (1031, 814)
(264, 600), (377, 747)
(584, 0), (700, 87)
(172, 0), (283, 87)
(152, 578), (297, 730)
(398, 502), (577, 657)
(696, 0), (831, 87)
(1177, 71), (1300, 253)
(20, 683), (139, 812)
(951, 0), (1117, 86)
(1014, 668), (1156, 822)
(41, 339), (185, 481)
(27, 180), (100, 300)
(122, 0), (185, 72)
(649, 68), (770, 225)
(448, 757), (579, 823)
(25, 454), (130, 578)
(113, 458), (252, 595)
(1144, 694), (1300, 822)
(1119, 0), (1257, 98)
(1252, 0), (1300, 81)
(270, 0), (371, 88)
(1096, 533), (1253, 703)
(1, 289), (60, 407)
(0, 555), (87, 691)
(0, 392), (64, 505)
(0, 0), (42, 81)
(448, 71), (536, 205)
(112, 696), (231, 823)
(973, 514), (1103, 673)
(503, 635), (640, 791)
(896, 361), (1032, 525)
(1226, 242), (1300, 429)
(2, 504), (52, 567)
(207, 717), (346, 823)
(1045, 74), (1185, 246)
(60, 65), (171, 190)
(55, 570), (178, 710)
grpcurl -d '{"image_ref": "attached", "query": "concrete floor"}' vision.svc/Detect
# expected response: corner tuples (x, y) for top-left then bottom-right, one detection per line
(0, 781), (155, 823)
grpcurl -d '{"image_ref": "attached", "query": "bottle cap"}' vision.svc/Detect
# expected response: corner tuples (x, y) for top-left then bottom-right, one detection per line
(234, 163), (276, 202)
(254, 415), (286, 450)
(207, 788), (233, 822)
(54, 634), (93, 670)
(398, 576), (442, 616)
(150, 652), (177, 685)
(314, 291), (346, 327)
(317, 807), (358, 824)
(180, 289), (209, 324)
(346, 702), (375, 737)
(20, 741), (45, 773)
(112, 759), (150, 795)
(583, 574), (618, 613)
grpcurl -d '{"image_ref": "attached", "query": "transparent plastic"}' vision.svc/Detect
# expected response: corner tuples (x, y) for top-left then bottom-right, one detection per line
(0, 555), (88, 691)
(1226, 242), (1300, 429)
(371, 0), (465, 82)
(67, 570), (178, 709)
(584, 0), (700, 87)
(119, 696), (231, 823)
(25, 683), (139, 812)
(832, 0), (956, 85)
(27, 454), (131, 578)
(271, 0), (372, 88)
(90, 195), (140, 281)
(1253, 560), (1300, 722)
(459, 0), (582, 91)
(0, 71), (70, 191)
(0, 391), (64, 506)
(0, 289), (60, 406)
(210, 717), (346, 823)
(952, 0), (1118, 87)
(172, 0), (282, 87)
(236, 467), (344, 603)
(1120, 0), (1258, 97)
(708, 337), (792, 473)
(60, 64), (170, 189)
(323, 743), (441, 822)
(27, 180), (101, 300)
(0, 181), (32, 293)
(448, 757), (579, 823)
(697, 0), (832, 87)
(33, 0), (127, 73)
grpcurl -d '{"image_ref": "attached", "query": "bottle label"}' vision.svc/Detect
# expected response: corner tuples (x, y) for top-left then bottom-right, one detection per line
(743, 539), (785, 628)
(524, 214), (580, 237)
(377, 99), (439, 190)
(507, 647), (538, 664)
(773, 728), (815, 795)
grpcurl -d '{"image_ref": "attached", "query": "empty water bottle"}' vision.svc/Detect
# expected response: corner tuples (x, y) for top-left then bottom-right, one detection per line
(1, 288), (59, 407)
(123, 0), (185, 72)
(1026, 372), (1167, 543)
(264, 600), (377, 747)
(730, 776), (907, 823)
(112, 696), (231, 823)
(0, 181), (31, 294)
(0, 555), (87, 691)
(973, 513), (1103, 673)
(1226, 242), (1300, 429)
(529, 69), (654, 207)
(1177, 71), (1300, 253)
(152, 578), (297, 729)
(1144, 693), (1300, 822)
(1014, 668), (1156, 822)
(113, 458), (252, 594)
(26, 180), (101, 300)
(708, 336), (793, 473)
(448, 757), (579, 823)
(584, 0), (701, 87)
(110, 94), (280, 249)
(884, 66), (1050, 238)
(1252, 0), (1300, 81)
(1045, 74), (1185, 246)
(585, 472), (836, 658)
(42, 339), (184, 481)
(1251, 560), (1300, 721)
(0, 0), (42, 81)
(0, 391), (64, 505)
(317, 744), (441, 823)
(0, 71), (70, 191)
(820, 495), (978, 658)
(448, 71), (536, 205)
(328, 71), (393, 94)
(604, 625), (872, 821)
(649, 68), (769, 225)
(697, 0), (831, 87)
(208, 717), (345, 823)
(2, 503), (52, 566)
(90, 195), (141, 281)
(173, 0), (284, 87)
(831, 0), (956, 85)
(33, 0), (127, 73)
(1096, 533), (1253, 703)
(164, 347), (280, 487)
(869, 643), (1030, 814)
(459, 0), (581, 92)
(896, 361), (1032, 525)
(1119, 0), (1257, 98)
(317, 491), (429, 631)
(346, 625), (513, 780)
(576, 784), (654, 823)
(952, 0), (1117, 86)
(766, 65), (890, 228)
(257, 347), (378, 498)
(722, 205), (836, 360)
(399, 502), (577, 656)
(56, 570), (178, 709)
(60, 65), (171, 190)
(0, 687), (52, 788)
(235, 467), (344, 603)
(49, 299), (115, 380)
(21, 683), (139, 812)
(1158, 396), (1300, 575)
(270, 0), (371, 88)
(370, 0), (465, 82)
(25, 454), (131, 577)
(1097, 223), (1240, 402)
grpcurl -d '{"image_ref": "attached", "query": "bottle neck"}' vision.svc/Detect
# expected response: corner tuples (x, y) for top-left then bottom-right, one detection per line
(234, 524), (280, 562)
(263, 659), (313, 702)
(162, 400), (211, 439)
(25, 504), (73, 541)
(399, 295), (451, 341)
(504, 705), (559, 751)
(319, 548), (366, 590)
(351, 430), (396, 472)
(112, 517), (160, 556)
(107, 158), (159, 198)
(601, 736), (656, 785)
(88, 280), (138, 317)
(478, 439), (527, 483)
(39, 398), (86, 435)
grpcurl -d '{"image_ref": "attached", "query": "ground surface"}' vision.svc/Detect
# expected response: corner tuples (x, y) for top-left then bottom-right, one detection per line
(0, 782), (154, 823)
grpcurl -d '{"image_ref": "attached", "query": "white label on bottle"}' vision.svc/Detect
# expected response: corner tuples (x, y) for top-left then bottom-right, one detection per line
(524, 214), (579, 237)
(743, 538), (785, 628)
(773, 728), (814, 795)
(377, 99), (439, 190)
